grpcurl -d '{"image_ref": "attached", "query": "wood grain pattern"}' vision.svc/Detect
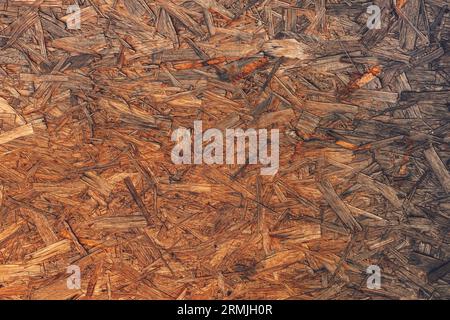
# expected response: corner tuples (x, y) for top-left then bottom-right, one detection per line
(0, 0), (448, 300)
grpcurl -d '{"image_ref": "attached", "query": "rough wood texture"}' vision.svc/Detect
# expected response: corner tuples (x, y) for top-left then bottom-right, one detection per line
(0, 0), (449, 300)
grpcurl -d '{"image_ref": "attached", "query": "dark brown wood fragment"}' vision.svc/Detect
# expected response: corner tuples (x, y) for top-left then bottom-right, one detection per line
(124, 177), (153, 226)
(424, 146), (450, 193)
(318, 179), (362, 232)
(428, 260), (450, 283)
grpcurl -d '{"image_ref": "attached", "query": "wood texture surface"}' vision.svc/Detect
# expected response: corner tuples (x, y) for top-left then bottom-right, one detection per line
(0, 0), (449, 300)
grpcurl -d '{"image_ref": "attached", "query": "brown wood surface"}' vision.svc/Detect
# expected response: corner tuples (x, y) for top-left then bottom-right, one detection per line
(0, 0), (449, 300)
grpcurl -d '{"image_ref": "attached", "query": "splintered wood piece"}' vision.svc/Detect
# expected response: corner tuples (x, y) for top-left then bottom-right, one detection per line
(31, 278), (83, 300)
(0, 123), (34, 145)
(0, 264), (43, 282)
(25, 240), (72, 264)
(318, 179), (362, 232)
(63, 221), (88, 256)
(428, 260), (450, 283)
(22, 208), (59, 246)
(0, 220), (24, 244)
(156, 0), (206, 37)
(0, 97), (26, 125)
(256, 249), (306, 273)
(296, 111), (320, 136)
(91, 216), (148, 230)
(357, 174), (403, 209)
(424, 146), (450, 193)
(263, 39), (313, 60)
(256, 109), (295, 127)
(124, 177), (153, 226)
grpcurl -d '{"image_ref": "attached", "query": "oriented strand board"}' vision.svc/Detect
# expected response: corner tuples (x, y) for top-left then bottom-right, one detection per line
(0, 0), (449, 300)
